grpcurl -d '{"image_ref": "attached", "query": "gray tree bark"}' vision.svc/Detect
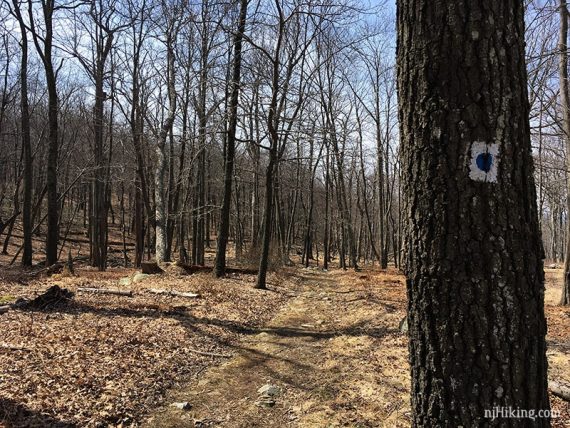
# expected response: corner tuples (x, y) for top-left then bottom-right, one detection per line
(89, 7), (116, 271)
(28, 0), (59, 265)
(214, 0), (248, 277)
(155, 30), (178, 263)
(559, 0), (570, 306)
(11, 0), (33, 266)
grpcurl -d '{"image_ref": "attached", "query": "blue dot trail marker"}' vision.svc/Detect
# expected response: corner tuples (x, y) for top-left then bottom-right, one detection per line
(476, 153), (493, 173)
(468, 141), (499, 183)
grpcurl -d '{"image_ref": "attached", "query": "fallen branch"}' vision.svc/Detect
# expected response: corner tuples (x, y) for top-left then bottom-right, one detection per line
(17, 262), (64, 280)
(345, 297), (366, 303)
(549, 380), (570, 402)
(77, 287), (133, 297)
(225, 267), (258, 275)
(0, 211), (20, 237)
(0, 342), (32, 352)
(149, 289), (200, 298)
(330, 289), (363, 294)
(176, 263), (257, 275)
(182, 265), (212, 274)
(139, 262), (258, 276)
(186, 348), (231, 358)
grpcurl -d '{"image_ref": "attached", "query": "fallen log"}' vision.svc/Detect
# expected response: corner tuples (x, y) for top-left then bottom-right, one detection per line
(179, 264), (212, 274)
(18, 262), (65, 280)
(46, 262), (65, 275)
(0, 299), (28, 313)
(186, 348), (231, 358)
(178, 263), (257, 276)
(139, 261), (258, 276)
(77, 287), (133, 297)
(549, 380), (570, 402)
(0, 342), (32, 352)
(225, 267), (258, 275)
(149, 288), (200, 298)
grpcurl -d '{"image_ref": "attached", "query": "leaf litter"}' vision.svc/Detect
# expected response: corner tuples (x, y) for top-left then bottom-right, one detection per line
(0, 267), (288, 427)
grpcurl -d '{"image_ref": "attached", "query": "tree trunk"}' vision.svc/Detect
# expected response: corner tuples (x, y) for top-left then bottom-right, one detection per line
(155, 138), (168, 262)
(356, 106), (381, 263)
(134, 176), (144, 267)
(397, 0), (550, 425)
(214, 0), (248, 277)
(45, 61), (59, 265)
(323, 141), (330, 270)
(330, 130), (358, 270)
(91, 63), (109, 271)
(560, 0), (570, 306)
(376, 103), (387, 269)
(28, 0), (60, 266)
(13, 1), (33, 266)
(155, 32), (177, 263)
(256, 153), (276, 289)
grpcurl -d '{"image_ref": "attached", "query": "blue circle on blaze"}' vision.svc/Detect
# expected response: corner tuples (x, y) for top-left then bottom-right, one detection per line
(476, 152), (493, 173)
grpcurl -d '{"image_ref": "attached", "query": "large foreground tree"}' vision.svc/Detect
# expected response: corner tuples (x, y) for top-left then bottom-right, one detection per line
(397, 0), (550, 426)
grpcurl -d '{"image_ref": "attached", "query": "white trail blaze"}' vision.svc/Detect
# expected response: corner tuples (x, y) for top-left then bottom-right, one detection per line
(468, 141), (500, 183)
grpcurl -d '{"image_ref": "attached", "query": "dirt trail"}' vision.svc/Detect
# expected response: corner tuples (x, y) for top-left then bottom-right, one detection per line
(146, 268), (410, 428)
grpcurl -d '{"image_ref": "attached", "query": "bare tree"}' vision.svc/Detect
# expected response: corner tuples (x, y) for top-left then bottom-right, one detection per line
(253, 0), (324, 288)
(9, 0), (33, 266)
(559, 0), (570, 305)
(149, 0), (185, 263)
(69, 0), (131, 270)
(214, 0), (248, 277)
(27, 0), (66, 265)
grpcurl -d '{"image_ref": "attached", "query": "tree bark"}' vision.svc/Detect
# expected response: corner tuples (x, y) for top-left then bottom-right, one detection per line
(155, 30), (178, 263)
(559, 0), (570, 306)
(256, 153), (276, 289)
(397, 0), (550, 425)
(214, 0), (248, 277)
(28, 0), (59, 265)
(12, 0), (33, 266)
(323, 141), (330, 270)
(256, 2), (285, 290)
(90, 27), (114, 271)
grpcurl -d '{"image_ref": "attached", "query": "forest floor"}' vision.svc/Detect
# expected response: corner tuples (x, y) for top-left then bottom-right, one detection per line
(0, 257), (568, 427)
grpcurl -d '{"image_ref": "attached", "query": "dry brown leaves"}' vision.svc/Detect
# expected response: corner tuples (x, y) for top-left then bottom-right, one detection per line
(0, 267), (289, 427)
(0, 264), (568, 427)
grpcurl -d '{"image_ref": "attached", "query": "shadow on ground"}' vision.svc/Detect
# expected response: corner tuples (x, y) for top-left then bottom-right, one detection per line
(0, 397), (77, 428)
